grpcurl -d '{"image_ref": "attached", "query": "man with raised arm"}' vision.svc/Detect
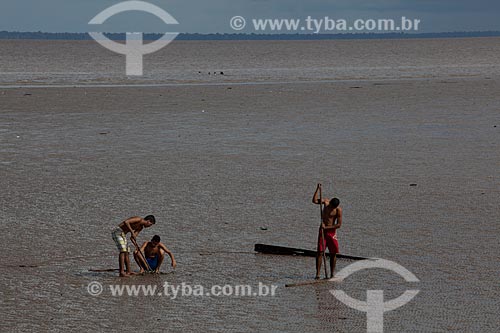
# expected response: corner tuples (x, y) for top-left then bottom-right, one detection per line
(312, 184), (342, 279)
(111, 215), (156, 277)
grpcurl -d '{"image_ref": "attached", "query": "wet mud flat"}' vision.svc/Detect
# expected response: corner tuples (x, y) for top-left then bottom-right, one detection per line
(0, 77), (499, 332)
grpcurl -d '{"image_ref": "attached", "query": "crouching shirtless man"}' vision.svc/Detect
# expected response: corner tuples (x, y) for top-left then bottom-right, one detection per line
(134, 235), (177, 274)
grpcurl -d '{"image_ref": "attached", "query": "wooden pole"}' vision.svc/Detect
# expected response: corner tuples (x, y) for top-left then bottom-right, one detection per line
(131, 237), (152, 272)
(319, 186), (328, 278)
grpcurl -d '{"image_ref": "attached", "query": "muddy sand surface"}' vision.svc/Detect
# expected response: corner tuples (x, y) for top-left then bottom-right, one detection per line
(1, 77), (499, 332)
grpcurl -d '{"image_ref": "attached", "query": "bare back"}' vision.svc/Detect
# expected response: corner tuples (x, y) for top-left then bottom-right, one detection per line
(118, 218), (144, 234)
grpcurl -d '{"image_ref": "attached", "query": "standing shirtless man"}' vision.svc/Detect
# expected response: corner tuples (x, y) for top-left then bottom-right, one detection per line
(312, 184), (342, 279)
(111, 215), (156, 277)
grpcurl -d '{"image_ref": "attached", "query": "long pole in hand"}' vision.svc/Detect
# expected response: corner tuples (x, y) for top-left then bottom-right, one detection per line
(131, 237), (152, 272)
(319, 185), (328, 279)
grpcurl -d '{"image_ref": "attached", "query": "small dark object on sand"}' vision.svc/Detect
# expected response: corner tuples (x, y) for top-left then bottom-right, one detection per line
(260, 227), (268, 231)
(410, 183), (417, 186)
(24, 93), (32, 96)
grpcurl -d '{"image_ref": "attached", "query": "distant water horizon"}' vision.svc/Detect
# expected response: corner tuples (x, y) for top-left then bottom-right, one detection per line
(1, 37), (500, 86)
(1, 30), (500, 41)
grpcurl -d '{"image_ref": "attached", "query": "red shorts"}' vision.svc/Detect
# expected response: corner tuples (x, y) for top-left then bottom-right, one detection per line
(317, 229), (339, 254)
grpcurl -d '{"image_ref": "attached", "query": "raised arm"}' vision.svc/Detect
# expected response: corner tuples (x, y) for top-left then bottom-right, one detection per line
(312, 183), (329, 205)
(160, 243), (177, 269)
(312, 183), (322, 204)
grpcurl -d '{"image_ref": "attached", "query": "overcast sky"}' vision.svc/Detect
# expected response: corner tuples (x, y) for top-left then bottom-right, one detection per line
(1, 0), (499, 33)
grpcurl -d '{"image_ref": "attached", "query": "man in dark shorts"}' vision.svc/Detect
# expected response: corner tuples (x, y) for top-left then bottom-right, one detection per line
(312, 184), (343, 279)
(134, 235), (177, 274)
